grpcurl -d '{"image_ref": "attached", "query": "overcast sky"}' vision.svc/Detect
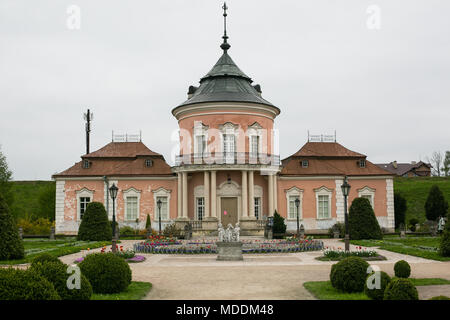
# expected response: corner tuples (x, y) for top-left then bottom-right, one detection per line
(1, 0), (449, 180)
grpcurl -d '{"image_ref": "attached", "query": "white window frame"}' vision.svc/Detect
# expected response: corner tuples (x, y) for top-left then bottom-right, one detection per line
(248, 122), (263, 161)
(123, 187), (141, 221)
(196, 197), (205, 220)
(254, 197), (261, 219)
(314, 186), (333, 220)
(358, 186), (375, 209)
(76, 188), (94, 221)
(152, 187), (171, 221)
(194, 121), (208, 158)
(220, 122), (238, 164)
(285, 187), (303, 220)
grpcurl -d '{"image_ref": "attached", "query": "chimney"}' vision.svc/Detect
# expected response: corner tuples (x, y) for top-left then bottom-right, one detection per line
(411, 161), (416, 165)
(392, 161), (397, 169)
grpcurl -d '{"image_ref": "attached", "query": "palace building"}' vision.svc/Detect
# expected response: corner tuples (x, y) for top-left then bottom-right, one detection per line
(53, 5), (395, 235)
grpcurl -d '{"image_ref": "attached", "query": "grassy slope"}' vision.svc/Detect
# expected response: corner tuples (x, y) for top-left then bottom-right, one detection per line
(91, 282), (152, 300)
(394, 177), (450, 224)
(9, 180), (55, 219)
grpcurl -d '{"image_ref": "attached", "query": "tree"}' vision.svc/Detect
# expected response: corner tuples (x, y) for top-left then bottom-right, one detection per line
(145, 214), (151, 230)
(348, 197), (383, 240)
(427, 151), (443, 177)
(77, 202), (112, 241)
(394, 193), (407, 229)
(37, 183), (56, 221)
(0, 146), (14, 207)
(0, 193), (24, 260)
(439, 212), (450, 257)
(443, 151), (450, 177)
(272, 210), (286, 236)
(425, 185), (449, 221)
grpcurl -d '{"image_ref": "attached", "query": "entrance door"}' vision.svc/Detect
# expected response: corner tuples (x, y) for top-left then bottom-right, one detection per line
(221, 197), (238, 226)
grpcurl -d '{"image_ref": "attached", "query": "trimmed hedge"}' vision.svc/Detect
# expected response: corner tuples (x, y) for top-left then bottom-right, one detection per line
(394, 260), (411, 278)
(364, 271), (391, 300)
(77, 202), (112, 241)
(0, 267), (60, 300)
(30, 261), (92, 300)
(384, 278), (418, 300)
(0, 193), (24, 260)
(79, 252), (132, 294)
(31, 253), (64, 267)
(273, 211), (286, 236)
(330, 256), (370, 293)
(348, 197), (382, 240)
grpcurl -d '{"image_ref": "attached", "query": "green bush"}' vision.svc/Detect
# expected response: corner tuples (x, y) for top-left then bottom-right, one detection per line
(77, 202), (112, 241)
(394, 260), (411, 278)
(119, 226), (136, 236)
(425, 185), (449, 221)
(384, 278), (418, 300)
(31, 253), (64, 267)
(328, 222), (345, 238)
(17, 217), (53, 235)
(272, 210), (286, 237)
(394, 193), (407, 229)
(0, 267), (60, 300)
(409, 218), (419, 232)
(348, 197), (382, 240)
(0, 193), (24, 260)
(145, 214), (151, 229)
(364, 271), (391, 300)
(30, 261), (92, 300)
(429, 295), (450, 300)
(79, 252), (132, 294)
(439, 213), (450, 257)
(330, 256), (370, 293)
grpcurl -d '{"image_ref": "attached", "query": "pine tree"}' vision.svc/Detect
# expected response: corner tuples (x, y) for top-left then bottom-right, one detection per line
(0, 193), (24, 260)
(425, 185), (449, 221)
(348, 197), (383, 240)
(145, 214), (151, 230)
(272, 210), (286, 235)
(77, 202), (112, 241)
(394, 192), (407, 229)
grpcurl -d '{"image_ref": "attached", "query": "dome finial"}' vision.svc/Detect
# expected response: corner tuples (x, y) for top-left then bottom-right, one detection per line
(220, 2), (231, 52)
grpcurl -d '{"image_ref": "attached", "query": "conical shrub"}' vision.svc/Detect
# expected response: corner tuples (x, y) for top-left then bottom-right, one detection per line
(77, 202), (112, 241)
(0, 193), (24, 260)
(348, 197), (382, 240)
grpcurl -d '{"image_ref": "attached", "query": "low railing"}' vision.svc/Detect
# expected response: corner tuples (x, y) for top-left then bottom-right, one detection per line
(175, 152), (280, 166)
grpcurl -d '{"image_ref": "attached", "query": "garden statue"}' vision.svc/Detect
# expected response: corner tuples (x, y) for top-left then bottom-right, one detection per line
(232, 223), (240, 242)
(218, 223), (225, 241)
(225, 224), (234, 242)
(438, 216), (446, 235)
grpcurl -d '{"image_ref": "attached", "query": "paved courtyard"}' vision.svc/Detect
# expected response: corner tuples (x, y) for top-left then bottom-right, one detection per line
(58, 238), (450, 300)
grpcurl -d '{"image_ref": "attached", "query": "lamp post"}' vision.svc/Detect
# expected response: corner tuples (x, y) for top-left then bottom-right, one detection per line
(295, 198), (300, 238)
(157, 199), (162, 235)
(341, 176), (351, 252)
(109, 183), (118, 253)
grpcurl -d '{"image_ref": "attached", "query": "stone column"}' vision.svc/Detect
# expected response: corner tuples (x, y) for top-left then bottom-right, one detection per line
(210, 171), (217, 218)
(248, 170), (255, 218)
(177, 172), (182, 218)
(241, 170), (248, 217)
(273, 174), (278, 212)
(204, 171), (210, 218)
(268, 174), (274, 216)
(182, 171), (188, 218)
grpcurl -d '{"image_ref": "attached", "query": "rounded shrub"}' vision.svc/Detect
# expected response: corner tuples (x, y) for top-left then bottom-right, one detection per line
(30, 261), (92, 300)
(77, 202), (112, 241)
(348, 197), (382, 240)
(31, 253), (64, 267)
(364, 271), (391, 300)
(384, 278), (418, 300)
(394, 260), (411, 278)
(79, 252), (132, 294)
(0, 267), (60, 300)
(330, 256), (370, 293)
(0, 193), (24, 260)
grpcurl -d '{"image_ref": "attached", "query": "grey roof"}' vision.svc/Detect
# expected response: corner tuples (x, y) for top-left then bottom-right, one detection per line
(375, 161), (432, 176)
(175, 51), (277, 109)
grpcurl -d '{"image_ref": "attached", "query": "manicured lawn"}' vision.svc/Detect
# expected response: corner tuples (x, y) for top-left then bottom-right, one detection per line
(91, 281), (152, 300)
(350, 236), (450, 261)
(304, 278), (450, 300)
(394, 177), (450, 224)
(0, 238), (112, 265)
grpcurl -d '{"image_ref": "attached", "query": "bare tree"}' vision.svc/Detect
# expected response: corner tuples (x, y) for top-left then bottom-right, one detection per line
(427, 151), (443, 176)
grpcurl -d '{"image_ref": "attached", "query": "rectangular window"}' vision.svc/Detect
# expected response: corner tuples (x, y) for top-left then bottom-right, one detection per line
(223, 134), (235, 162)
(79, 197), (91, 219)
(196, 135), (206, 156)
(126, 196), (138, 221)
(196, 197), (205, 220)
(156, 196), (168, 220)
(318, 195), (330, 219)
(288, 195), (300, 219)
(250, 135), (259, 157)
(254, 197), (261, 219)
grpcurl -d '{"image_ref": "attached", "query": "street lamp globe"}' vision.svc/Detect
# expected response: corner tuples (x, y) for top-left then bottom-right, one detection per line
(109, 183), (118, 200)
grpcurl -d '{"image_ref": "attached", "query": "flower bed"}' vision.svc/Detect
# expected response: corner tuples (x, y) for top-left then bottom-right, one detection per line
(133, 238), (324, 254)
(316, 246), (386, 261)
(74, 245), (145, 263)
